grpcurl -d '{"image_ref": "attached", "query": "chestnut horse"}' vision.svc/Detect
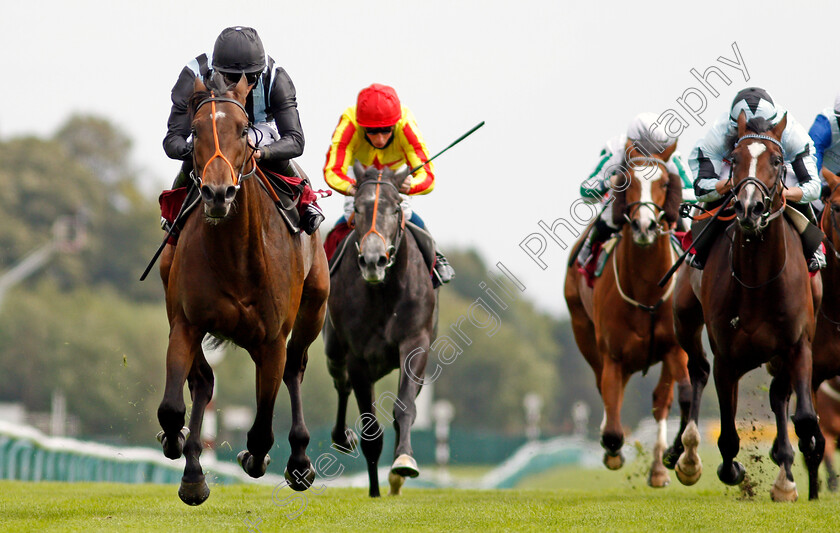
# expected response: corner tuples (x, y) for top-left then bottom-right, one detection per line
(157, 73), (329, 505)
(813, 167), (840, 491)
(564, 143), (691, 487)
(672, 112), (823, 501)
(324, 163), (438, 497)
(816, 377), (840, 491)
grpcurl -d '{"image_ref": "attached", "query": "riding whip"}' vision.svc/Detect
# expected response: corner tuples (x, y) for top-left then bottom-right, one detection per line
(657, 190), (735, 287)
(408, 121), (485, 175)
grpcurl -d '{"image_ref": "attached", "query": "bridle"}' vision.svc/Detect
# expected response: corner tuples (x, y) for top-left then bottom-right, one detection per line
(354, 173), (405, 269)
(189, 93), (257, 190)
(621, 156), (671, 232)
(727, 133), (787, 230)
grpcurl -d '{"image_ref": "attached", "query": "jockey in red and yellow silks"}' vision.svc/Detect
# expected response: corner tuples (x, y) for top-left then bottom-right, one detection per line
(324, 106), (435, 196)
(322, 83), (453, 286)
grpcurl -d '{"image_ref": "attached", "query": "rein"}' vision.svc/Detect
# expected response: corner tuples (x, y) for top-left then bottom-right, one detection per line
(355, 175), (405, 269)
(190, 93), (257, 189)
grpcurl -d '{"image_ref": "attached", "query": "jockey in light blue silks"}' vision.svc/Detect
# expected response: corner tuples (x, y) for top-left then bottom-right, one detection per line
(576, 112), (694, 266)
(685, 87), (825, 272)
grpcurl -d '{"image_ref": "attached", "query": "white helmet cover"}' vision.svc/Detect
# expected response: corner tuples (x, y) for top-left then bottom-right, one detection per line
(627, 112), (676, 155)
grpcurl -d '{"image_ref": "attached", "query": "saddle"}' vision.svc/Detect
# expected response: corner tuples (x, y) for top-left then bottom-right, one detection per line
(578, 236), (620, 288)
(158, 162), (307, 242)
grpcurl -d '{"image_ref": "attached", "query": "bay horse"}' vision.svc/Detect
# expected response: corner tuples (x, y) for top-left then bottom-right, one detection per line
(156, 73), (329, 505)
(813, 167), (840, 491)
(324, 162), (438, 497)
(672, 112), (823, 501)
(564, 142), (691, 487)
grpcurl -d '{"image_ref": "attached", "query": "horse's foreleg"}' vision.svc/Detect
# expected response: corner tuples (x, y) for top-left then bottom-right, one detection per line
(664, 347), (691, 471)
(789, 342), (822, 501)
(600, 356), (627, 470)
(177, 348), (214, 506)
(239, 341), (285, 482)
(282, 263), (328, 491)
(713, 363), (745, 486)
(157, 319), (201, 460)
(387, 336), (429, 494)
(673, 276), (708, 486)
(325, 325), (356, 454)
(648, 357), (676, 488)
(350, 376), (383, 498)
(823, 430), (839, 491)
(769, 372), (798, 502)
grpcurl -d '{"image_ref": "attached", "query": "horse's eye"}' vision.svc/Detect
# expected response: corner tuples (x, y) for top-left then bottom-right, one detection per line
(772, 156), (783, 167)
(241, 128), (248, 138)
(833, 204), (840, 214)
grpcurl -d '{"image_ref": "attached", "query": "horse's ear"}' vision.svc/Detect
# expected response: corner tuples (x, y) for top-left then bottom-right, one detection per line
(663, 172), (683, 223)
(823, 167), (840, 192)
(737, 110), (747, 138)
(353, 161), (367, 182)
(233, 74), (249, 103)
(660, 142), (677, 163)
(194, 76), (207, 93)
(394, 166), (411, 186)
(771, 112), (787, 140)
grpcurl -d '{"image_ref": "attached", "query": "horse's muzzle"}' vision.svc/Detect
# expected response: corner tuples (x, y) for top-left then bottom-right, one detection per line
(734, 195), (766, 233)
(630, 218), (658, 247)
(357, 251), (387, 284)
(201, 184), (237, 218)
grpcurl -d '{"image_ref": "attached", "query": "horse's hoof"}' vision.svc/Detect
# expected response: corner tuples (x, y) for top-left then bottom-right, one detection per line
(157, 427), (189, 460)
(648, 468), (671, 488)
(770, 469), (798, 502)
(331, 427), (358, 454)
(388, 471), (405, 496)
(603, 451), (625, 470)
(829, 476), (838, 492)
(717, 461), (746, 486)
(285, 456), (316, 492)
(178, 478), (210, 506)
(237, 450), (270, 479)
(391, 454), (420, 478)
(675, 456), (702, 486)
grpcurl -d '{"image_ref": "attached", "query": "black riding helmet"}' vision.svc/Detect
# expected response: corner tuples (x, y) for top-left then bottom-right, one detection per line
(211, 26), (266, 75)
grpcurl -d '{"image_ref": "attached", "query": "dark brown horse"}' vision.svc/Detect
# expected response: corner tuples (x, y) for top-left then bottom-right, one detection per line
(673, 112), (823, 501)
(813, 167), (840, 491)
(565, 143), (691, 487)
(157, 73), (329, 505)
(324, 162), (438, 497)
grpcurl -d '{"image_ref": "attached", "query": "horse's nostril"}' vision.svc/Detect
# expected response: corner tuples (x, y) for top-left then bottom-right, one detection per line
(752, 201), (765, 217)
(647, 220), (657, 232)
(630, 220), (639, 231)
(225, 186), (237, 202)
(358, 256), (367, 268)
(377, 256), (387, 268)
(200, 185), (214, 203)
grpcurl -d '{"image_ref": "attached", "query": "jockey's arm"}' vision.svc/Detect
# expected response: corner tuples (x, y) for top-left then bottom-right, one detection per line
(163, 66), (198, 161)
(396, 109), (435, 195)
(323, 111), (360, 195)
(783, 117), (821, 203)
(257, 67), (304, 162)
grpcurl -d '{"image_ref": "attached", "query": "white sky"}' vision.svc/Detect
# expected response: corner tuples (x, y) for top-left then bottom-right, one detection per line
(2, 0), (839, 316)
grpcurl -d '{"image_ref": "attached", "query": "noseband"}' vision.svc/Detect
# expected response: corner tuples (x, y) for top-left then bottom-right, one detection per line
(729, 134), (787, 230)
(621, 156), (670, 229)
(355, 175), (405, 269)
(190, 93), (257, 189)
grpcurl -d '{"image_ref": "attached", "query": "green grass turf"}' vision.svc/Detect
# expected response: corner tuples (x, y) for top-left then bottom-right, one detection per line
(2, 459), (840, 533)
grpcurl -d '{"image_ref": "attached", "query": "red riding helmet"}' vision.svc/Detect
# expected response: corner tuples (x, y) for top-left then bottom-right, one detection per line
(356, 84), (402, 128)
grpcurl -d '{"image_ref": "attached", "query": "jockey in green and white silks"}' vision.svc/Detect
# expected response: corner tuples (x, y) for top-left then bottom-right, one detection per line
(685, 87), (825, 272)
(576, 112), (694, 266)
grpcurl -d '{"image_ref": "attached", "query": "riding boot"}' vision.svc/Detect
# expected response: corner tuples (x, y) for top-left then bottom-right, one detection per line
(301, 204), (325, 235)
(577, 218), (614, 267)
(685, 216), (725, 270)
(786, 203), (826, 272)
(433, 250), (455, 287)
